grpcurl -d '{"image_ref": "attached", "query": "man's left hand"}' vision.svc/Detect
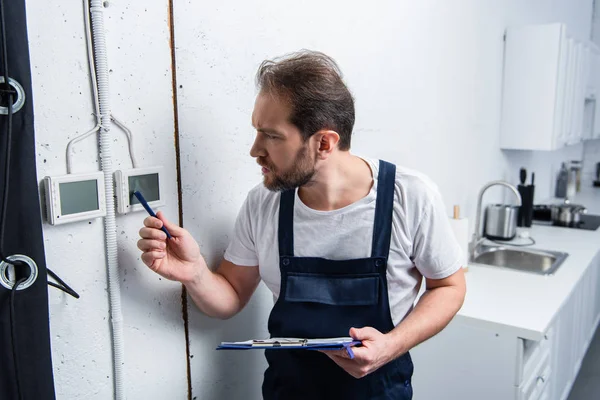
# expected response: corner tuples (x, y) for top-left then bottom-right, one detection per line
(320, 326), (396, 379)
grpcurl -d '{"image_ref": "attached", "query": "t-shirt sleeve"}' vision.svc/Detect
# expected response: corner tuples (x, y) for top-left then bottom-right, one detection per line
(224, 195), (259, 267)
(411, 187), (463, 280)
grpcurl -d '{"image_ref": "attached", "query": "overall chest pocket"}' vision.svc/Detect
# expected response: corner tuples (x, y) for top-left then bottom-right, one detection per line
(284, 272), (380, 306)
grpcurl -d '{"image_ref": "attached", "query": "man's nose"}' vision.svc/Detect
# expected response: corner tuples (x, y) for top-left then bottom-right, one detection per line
(250, 135), (266, 158)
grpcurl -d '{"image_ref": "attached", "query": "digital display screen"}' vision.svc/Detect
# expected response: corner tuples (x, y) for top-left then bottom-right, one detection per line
(59, 180), (100, 215)
(129, 173), (160, 205)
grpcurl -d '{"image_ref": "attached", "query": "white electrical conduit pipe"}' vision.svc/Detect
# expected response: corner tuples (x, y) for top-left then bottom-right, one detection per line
(67, 0), (138, 174)
(89, 1), (125, 399)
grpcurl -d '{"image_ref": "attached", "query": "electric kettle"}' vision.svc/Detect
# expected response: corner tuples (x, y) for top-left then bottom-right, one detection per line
(484, 204), (519, 241)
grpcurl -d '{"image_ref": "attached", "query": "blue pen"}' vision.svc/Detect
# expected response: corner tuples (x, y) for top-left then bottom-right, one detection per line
(345, 344), (355, 359)
(344, 341), (362, 359)
(133, 191), (172, 239)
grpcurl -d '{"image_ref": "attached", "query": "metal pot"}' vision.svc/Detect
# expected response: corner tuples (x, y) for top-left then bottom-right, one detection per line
(484, 204), (519, 241)
(549, 201), (587, 226)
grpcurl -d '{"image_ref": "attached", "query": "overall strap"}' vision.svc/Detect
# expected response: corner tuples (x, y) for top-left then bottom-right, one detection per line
(371, 160), (397, 259)
(278, 189), (296, 257)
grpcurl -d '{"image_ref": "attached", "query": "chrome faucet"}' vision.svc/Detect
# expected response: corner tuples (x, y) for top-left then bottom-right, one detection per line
(470, 180), (523, 260)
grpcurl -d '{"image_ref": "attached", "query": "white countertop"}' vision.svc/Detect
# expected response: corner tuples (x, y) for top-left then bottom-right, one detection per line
(457, 224), (600, 341)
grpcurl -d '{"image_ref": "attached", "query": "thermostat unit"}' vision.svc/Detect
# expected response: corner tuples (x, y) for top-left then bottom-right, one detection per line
(114, 166), (165, 214)
(43, 172), (107, 225)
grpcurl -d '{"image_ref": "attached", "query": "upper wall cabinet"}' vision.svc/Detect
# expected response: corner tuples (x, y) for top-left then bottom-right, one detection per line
(499, 23), (599, 151)
(588, 46), (600, 140)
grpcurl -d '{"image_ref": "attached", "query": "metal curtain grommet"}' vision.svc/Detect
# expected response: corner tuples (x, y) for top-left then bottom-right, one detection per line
(0, 254), (38, 291)
(0, 76), (26, 115)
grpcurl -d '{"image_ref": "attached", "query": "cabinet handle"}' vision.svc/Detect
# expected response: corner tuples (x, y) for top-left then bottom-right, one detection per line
(537, 375), (546, 384)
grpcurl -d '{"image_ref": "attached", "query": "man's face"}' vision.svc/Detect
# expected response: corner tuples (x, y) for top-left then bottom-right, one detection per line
(250, 91), (316, 191)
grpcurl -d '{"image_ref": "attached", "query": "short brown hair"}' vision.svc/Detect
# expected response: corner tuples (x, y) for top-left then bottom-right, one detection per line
(256, 50), (355, 151)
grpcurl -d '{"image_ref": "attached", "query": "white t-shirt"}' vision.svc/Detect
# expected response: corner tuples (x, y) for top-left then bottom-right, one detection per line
(224, 157), (463, 325)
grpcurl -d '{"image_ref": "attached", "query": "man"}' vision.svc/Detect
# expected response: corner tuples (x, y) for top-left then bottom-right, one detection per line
(137, 50), (466, 399)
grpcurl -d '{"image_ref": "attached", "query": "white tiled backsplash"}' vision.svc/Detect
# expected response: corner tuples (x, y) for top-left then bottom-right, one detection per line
(582, 139), (600, 187)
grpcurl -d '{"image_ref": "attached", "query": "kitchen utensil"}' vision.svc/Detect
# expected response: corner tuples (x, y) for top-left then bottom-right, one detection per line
(517, 167), (534, 227)
(524, 185), (535, 227)
(555, 163), (568, 198)
(567, 161), (580, 197)
(594, 162), (600, 188)
(533, 205), (600, 230)
(520, 168), (527, 185)
(484, 204), (519, 241)
(549, 200), (587, 226)
(517, 167), (526, 227)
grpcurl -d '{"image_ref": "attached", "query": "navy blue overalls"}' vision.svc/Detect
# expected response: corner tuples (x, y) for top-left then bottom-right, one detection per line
(262, 160), (414, 400)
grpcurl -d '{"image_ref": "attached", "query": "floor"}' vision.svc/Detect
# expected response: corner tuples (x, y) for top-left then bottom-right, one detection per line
(568, 326), (600, 400)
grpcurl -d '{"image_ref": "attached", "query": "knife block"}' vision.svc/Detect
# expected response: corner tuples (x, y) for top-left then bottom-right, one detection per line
(517, 185), (535, 227)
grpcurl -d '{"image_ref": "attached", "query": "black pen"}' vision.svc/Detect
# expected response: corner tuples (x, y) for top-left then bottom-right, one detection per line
(133, 190), (172, 239)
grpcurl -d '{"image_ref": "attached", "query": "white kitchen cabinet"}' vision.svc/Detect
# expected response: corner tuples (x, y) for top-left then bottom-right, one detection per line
(564, 39), (580, 147)
(567, 43), (586, 145)
(411, 253), (600, 400)
(551, 262), (599, 400)
(553, 286), (577, 400)
(582, 45), (597, 141)
(499, 23), (597, 150)
(592, 48), (600, 139)
(559, 38), (575, 147)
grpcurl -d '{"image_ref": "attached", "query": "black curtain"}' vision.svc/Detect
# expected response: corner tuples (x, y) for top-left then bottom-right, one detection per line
(0, 0), (56, 398)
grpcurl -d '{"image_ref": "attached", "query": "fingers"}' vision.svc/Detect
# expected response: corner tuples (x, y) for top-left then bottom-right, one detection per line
(156, 211), (185, 236)
(137, 238), (166, 252)
(139, 226), (167, 241)
(143, 215), (163, 229)
(141, 251), (166, 269)
(349, 326), (378, 341)
(320, 349), (351, 359)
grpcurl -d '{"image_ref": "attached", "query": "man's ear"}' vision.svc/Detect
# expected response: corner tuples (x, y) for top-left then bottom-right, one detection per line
(314, 130), (340, 159)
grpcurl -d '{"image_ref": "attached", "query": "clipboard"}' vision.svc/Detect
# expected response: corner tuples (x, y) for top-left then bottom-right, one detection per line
(216, 337), (362, 359)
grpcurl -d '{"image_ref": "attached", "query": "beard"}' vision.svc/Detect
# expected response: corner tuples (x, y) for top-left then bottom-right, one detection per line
(259, 145), (316, 192)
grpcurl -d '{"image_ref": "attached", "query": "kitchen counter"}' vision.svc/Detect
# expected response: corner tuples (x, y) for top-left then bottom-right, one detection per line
(457, 224), (600, 341)
(412, 189), (600, 400)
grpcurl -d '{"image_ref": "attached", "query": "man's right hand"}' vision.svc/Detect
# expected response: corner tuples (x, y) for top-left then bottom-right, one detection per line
(137, 211), (261, 319)
(137, 211), (203, 284)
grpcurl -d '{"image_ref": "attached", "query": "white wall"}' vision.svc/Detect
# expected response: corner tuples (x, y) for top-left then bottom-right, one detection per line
(27, 1), (187, 399)
(24, 0), (593, 399)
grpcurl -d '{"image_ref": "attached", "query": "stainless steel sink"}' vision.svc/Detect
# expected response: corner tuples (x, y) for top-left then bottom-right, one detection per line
(470, 244), (568, 275)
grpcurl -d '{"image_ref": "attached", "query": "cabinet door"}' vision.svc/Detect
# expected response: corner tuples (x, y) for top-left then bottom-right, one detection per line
(584, 267), (596, 348)
(596, 257), (600, 324)
(567, 42), (585, 145)
(561, 38), (577, 147)
(553, 31), (572, 148)
(571, 280), (584, 375)
(500, 23), (565, 151)
(594, 50), (600, 139)
(574, 44), (588, 144)
(554, 291), (576, 400)
(549, 320), (560, 400)
(581, 45), (596, 141)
